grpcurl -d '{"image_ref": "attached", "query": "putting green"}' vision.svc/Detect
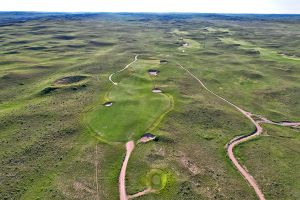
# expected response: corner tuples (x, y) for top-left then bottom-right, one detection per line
(85, 59), (171, 142)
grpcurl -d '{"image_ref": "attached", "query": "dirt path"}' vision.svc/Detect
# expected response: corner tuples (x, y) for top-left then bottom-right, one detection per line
(259, 117), (300, 127)
(226, 114), (266, 200)
(178, 63), (263, 199)
(119, 141), (135, 200)
(128, 188), (155, 199)
(109, 55), (139, 85)
(178, 63), (300, 200)
(119, 141), (157, 200)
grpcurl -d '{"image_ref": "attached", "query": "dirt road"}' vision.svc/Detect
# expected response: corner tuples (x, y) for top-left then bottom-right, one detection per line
(178, 63), (300, 200)
(178, 63), (266, 200)
(119, 141), (157, 200)
(128, 188), (154, 199)
(119, 141), (135, 200)
(227, 112), (266, 200)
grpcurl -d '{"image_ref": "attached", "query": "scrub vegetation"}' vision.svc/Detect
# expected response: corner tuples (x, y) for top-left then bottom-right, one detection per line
(0, 12), (299, 200)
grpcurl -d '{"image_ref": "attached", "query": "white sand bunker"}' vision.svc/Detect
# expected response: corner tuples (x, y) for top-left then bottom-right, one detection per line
(152, 88), (162, 93)
(139, 133), (157, 143)
(103, 102), (113, 107)
(148, 69), (160, 76)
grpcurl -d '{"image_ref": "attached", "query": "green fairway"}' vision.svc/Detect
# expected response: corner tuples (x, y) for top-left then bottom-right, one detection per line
(85, 59), (171, 142)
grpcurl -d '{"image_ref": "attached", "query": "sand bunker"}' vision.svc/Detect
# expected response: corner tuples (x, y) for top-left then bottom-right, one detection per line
(139, 133), (157, 143)
(103, 102), (113, 107)
(148, 69), (160, 76)
(55, 75), (87, 85)
(152, 88), (162, 93)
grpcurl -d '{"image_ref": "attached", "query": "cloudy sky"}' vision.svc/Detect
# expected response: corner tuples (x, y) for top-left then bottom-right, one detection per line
(0, 0), (299, 14)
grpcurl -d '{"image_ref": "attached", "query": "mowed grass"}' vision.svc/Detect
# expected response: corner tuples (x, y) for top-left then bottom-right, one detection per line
(85, 59), (171, 142)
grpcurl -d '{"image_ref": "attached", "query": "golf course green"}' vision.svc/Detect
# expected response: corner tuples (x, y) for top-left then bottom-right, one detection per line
(85, 58), (171, 142)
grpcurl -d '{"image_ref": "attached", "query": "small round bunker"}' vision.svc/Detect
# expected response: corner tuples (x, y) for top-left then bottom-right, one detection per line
(152, 88), (162, 93)
(148, 69), (160, 76)
(139, 133), (157, 143)
(103, 102), (113, 107)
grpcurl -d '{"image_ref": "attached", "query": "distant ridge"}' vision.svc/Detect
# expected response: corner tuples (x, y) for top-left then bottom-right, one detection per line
(1, 12), (300, 26)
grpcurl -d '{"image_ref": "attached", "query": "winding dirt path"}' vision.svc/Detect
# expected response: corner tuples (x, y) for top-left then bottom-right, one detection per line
(109, 55), (139, 85)
(178, 63), (265, 199)
(178, 63), (300, 200)
(119, 141), (157, 200)
(227, 116), (266, 200)
(119, 141), (135, 200)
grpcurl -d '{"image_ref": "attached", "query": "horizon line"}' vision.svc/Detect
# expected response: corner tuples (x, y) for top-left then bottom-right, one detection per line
(1, 11), (300, 15)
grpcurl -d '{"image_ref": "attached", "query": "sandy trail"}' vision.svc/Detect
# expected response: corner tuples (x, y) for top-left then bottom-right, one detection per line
(119, 141), (135, 200)
(109, 55), (139, 85)
(128, 188), (154, 199)
(119, 142), (156, 200)
(178, 63), (300, 200)
(253, 115), (300, 127)
(263, 119), (300, 127)
(227, 113), (266, 200)
(277, 122), (300, 127)
(178, 63), (267, 199)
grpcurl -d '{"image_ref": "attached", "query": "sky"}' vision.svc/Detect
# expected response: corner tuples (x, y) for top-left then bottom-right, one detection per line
(0, 0), (299, 14)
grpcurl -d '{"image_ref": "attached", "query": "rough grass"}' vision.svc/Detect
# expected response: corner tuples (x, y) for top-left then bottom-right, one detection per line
(0, 13), (299, 200)
(54, 75), (87, 85)
(235, 125), (300, 200)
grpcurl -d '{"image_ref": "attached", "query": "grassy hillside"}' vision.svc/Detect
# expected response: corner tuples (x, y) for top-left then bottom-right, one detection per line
(235, 125), (300, 200)
(0, 13), (299, 200)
